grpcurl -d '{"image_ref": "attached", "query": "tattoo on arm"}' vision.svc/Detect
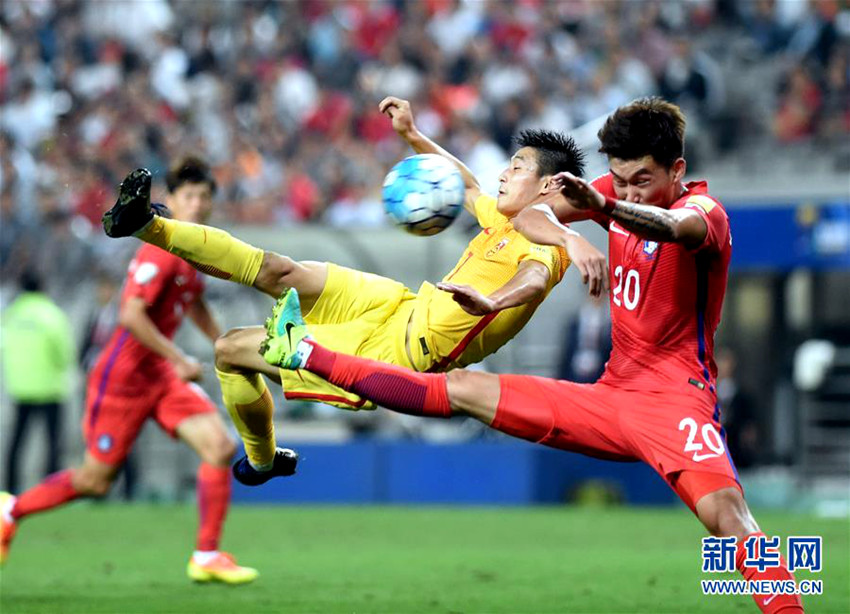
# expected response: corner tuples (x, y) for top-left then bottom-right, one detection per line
(610, 201), (678, 241)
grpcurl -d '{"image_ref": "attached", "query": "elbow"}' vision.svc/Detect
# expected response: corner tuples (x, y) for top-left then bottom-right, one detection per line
(117, 311), (134, 331)
(671, 218), (705, 248)
(118, 307), (140, 331)
(526, 272), (550, 302)
(534, 267), (552, 298)
(669, 222), (685, 243)
(533, 277), (549, 299)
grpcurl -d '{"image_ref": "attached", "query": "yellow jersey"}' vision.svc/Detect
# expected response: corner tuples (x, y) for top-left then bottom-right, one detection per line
(409, 194), (569, 371)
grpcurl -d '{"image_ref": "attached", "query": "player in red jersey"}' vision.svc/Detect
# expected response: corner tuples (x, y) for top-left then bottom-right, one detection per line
(260, 99), (803, 613)
(0, 158), (272, 583)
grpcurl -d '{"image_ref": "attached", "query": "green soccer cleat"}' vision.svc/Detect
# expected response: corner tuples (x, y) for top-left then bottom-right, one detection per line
(260, 289), (312, 370)
(186, 552), (258, 585)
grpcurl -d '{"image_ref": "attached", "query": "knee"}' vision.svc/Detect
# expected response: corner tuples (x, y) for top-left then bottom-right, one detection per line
(72, 468), (113, 497)
(254, 253), (295, 297)
(446, 370), (496, 420)
(214, 328), (247, 371)
(446, 369), (475, 412)
(201, 434), (238, 467)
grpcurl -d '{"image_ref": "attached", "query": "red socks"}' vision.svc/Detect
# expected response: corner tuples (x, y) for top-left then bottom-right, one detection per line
(11, 464), (231, 553)
(305, 340), (452, 418)
(736, 532), (804, 613)
(196, 463), (231, 551)
(11, 470), (80, 520)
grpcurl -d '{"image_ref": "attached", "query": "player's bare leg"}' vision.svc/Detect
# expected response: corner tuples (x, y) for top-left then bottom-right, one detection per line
(103, 168), (327, 309)
(443, 370), (501, 424)
(214, 327), (298, 486)
(175, 413), (259, 584)
(1, 454), (118, 565)
(176, 412), (237, 469)
(215, 327), (282, 384)
(696, 485), (804, 613)
(696, 486), (759, 539)
(70, 454), (122, 496)
(252, 256), (326, 313)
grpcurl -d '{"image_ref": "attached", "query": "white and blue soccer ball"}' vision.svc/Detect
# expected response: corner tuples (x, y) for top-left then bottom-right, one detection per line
(382, 154), (464, 236)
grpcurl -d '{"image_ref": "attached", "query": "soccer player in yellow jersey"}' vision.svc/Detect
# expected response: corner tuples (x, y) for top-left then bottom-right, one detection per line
(102, 96), (607, 486)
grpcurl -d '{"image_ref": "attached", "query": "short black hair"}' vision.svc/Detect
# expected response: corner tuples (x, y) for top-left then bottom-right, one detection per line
(598, 97), (686, 169)
(165, 156), (217, 194)
(515, 129), (586, 178)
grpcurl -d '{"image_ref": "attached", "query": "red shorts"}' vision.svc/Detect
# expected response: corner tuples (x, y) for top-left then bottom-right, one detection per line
(492, 375), (741, 512)
(83, 374), (216, 465)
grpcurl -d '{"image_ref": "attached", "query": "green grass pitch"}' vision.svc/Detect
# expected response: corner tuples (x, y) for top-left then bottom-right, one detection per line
(1, 504), (847, 613)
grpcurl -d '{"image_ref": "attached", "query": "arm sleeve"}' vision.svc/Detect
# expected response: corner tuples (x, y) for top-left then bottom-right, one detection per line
(473, 193), (508, 229)
(515, 235), (568, 283)
(682, 195), (729, 254)
(123, 247), (173, 307)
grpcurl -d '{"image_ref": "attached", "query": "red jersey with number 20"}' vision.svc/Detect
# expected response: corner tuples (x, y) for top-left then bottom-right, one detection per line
(590, 174), (731, 396)
(90, 244), (204, 390)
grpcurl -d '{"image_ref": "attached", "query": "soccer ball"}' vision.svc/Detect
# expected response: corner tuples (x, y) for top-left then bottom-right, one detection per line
(382, 154), (464, 236)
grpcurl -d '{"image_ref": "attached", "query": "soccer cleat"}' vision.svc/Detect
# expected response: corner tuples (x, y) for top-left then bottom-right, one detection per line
(232, 447), (299, 487)
(186, 552), (258, 585)
(0, 492), (17, 566)
(102, 168), (171, 238)
(259, 289), (312, 369)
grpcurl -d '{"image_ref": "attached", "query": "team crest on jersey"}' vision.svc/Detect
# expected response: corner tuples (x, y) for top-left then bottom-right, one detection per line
(486, 238), (509, 257)
(133, 262), (160, 285)
(643, 240), (659, 258)
(97, 434), (114, 452)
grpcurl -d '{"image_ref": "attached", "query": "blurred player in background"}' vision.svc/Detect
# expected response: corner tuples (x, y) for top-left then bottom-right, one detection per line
(1, 158), (260, 584)
(100, 97), (607, 487)
(1, 270), (74, 494)
(262, 99), (804, 613)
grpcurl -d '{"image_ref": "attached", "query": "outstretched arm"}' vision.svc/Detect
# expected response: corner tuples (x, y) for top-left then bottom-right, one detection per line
(512, 206), (608, 297)
(551, 172), (707, 249)
(436, 259), (550, 316)
(380, 96), (481, 215)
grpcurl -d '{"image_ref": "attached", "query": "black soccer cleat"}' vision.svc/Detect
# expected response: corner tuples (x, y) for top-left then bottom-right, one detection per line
(232, 447), (299, 487)
(102, 168), (171, 237)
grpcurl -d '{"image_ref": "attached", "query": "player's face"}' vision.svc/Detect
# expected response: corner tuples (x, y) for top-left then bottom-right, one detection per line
(496, 148), (548, 217)
(168, 182), (213, 224)
(608, 155), (686, 208)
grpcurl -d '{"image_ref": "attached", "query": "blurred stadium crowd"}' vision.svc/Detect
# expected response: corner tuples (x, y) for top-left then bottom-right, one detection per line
(1, 0), (849, 287)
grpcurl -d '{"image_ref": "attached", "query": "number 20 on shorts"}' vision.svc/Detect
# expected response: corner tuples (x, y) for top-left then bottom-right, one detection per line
(679, 417), (726, 462)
